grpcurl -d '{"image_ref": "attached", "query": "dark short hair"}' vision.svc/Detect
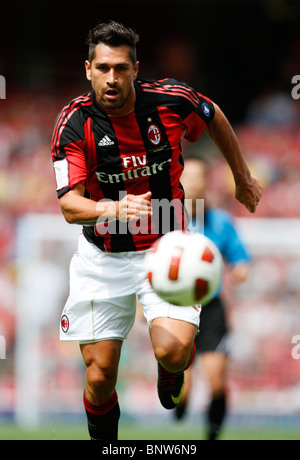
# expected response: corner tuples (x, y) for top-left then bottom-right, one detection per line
(86, 21), (140, 64)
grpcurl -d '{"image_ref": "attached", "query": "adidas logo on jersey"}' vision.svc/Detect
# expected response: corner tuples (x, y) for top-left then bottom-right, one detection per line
(98, 135), (115, 147)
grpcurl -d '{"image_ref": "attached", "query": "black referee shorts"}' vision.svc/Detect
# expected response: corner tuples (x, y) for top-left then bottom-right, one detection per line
(195, 296), (230, 355)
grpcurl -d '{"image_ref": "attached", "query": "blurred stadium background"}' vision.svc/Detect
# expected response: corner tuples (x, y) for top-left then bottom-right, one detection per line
(0, 0), (300, 440)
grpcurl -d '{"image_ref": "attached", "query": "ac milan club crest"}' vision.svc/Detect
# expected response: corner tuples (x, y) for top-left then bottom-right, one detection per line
(147, 124), (161, 145)
(61, 315), (69, 333)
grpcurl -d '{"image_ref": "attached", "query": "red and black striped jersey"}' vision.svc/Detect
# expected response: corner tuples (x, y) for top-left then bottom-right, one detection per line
(51, 78), (215, 252)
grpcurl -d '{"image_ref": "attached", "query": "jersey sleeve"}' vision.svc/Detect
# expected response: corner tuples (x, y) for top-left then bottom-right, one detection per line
(147, 78), (215, 143)
(183, 91), (215, 143)
(51, 106), (87, 198)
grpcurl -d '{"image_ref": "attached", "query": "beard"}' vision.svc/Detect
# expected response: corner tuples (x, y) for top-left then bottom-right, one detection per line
(98, 86), (129, 110)
(99, 95), (126, 110)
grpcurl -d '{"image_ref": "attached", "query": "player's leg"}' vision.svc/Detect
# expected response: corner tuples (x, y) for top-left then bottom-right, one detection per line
(149, 317), (197, 409)
(135, 250), (200, 409)
(61, 238), (138, 439)
(80, 339), (123, 440)
(201, 351), (228, 440)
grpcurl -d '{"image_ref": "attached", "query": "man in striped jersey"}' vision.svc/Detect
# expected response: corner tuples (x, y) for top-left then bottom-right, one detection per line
(51, 21), (263, 440)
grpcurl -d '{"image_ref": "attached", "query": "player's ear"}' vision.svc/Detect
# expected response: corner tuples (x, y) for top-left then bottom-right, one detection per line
(133, 61), (139, 80)
(85, 60), (92, 81)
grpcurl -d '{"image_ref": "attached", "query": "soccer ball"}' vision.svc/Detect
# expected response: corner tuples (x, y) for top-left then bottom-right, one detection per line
(144, 230), (223, 306)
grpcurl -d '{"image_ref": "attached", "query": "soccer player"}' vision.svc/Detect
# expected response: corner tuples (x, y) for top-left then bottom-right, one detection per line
(176, 157), (251, 440)
(51, 21), (263, 440)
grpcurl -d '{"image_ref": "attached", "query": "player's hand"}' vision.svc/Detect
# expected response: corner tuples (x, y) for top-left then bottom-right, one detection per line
(117, 192), (153, 221)
(235, 175), (263, 213)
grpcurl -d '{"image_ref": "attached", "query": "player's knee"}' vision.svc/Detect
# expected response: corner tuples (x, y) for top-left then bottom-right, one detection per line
(155, 342), (191, 373)
(86, 362), (117, 394)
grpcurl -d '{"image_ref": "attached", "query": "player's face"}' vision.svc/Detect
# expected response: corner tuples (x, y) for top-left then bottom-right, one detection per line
(181, 160), (207, 200)
(85, 43), (139, 114)
(181, 160), (207, 218)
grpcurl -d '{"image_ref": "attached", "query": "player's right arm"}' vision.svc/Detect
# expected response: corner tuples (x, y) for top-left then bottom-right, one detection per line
(59, 184), (152, 225)
(52, 98), (152, 226)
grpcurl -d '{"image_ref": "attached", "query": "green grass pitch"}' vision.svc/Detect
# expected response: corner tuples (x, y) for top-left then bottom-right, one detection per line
(0, 419), (299, 440)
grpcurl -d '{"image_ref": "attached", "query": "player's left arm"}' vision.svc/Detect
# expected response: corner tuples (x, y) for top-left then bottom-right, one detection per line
(205, 104), (263, 213)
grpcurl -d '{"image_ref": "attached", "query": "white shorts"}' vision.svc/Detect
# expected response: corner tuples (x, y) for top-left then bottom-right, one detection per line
(60, 233), (201, 343)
